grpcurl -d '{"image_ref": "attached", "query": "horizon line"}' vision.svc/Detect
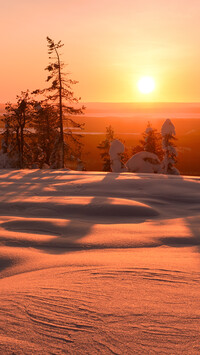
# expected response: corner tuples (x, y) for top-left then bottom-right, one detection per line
(1, 101), (200, 104)
(81, 101), (200, 104)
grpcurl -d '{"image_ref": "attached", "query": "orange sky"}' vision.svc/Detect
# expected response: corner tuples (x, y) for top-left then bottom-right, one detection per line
(1, 0), (200, 103)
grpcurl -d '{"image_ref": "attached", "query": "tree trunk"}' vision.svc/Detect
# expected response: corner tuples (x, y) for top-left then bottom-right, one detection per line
(59, 84), (64, 169)
(56, 48), (64, 169)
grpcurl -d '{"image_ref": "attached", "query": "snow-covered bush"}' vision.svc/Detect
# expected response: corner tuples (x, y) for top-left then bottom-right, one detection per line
(161, 119), (179, 175)
(126, 151), (161, 173)
(109, 139), (126, 172)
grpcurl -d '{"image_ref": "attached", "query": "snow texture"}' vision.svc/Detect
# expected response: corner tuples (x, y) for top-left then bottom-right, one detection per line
(0, 169), (200, 354)
(126, 151), (161, 173)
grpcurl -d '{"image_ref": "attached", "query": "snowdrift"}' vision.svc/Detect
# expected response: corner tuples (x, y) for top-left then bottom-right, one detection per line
(0, 169), (200, 354)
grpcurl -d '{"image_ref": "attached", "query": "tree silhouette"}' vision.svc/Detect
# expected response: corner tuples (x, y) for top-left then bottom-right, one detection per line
(32, 103), (60, 168)
(33, 37), (84, 168)
(132, 122), (162, 160)
(97, 125), (115, 171)
(3, 91), (34, 168)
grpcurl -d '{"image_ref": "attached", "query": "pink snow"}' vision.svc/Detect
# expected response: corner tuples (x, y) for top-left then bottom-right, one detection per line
(126, 151), (161, 173)
(0, 169), (200, 354)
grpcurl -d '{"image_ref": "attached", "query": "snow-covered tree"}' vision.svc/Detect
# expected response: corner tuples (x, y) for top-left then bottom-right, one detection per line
(132, 122), (162, 160)
(97, 125), (115, 171)
(109, 139), (126, 172)
(127, 122), (162, 174)
(33, 36), (84, 168)
(161, 119), (179, 175)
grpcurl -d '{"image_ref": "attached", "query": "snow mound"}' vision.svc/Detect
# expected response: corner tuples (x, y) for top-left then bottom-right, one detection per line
(126, 151), (161, 173)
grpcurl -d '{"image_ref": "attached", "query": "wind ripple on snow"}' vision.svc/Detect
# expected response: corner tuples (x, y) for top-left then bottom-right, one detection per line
(0, 266), (200, 354)
(0, 196), (159, 222)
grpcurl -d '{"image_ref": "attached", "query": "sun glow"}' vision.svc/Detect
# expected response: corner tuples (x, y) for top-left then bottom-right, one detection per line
(138, 76), (155, 94)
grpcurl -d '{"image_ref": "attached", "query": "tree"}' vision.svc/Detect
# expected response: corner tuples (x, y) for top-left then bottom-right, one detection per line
(142, 122), (163, 160)
(0, 117), (12, 168)
(3, 91), (34, 168)
(33, 36), (84, 168)
(32, 103), (60, 168)
(97, 125), (115, 171)
(161, 119), (179, 175)
(132, 122), (163, 160)
(109, 139), (125, 172)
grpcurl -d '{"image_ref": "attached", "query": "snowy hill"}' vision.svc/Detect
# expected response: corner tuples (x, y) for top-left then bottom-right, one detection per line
(0, 170), (200, 354)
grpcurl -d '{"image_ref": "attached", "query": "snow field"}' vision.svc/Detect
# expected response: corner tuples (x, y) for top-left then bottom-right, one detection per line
(0, 169), (199, 354)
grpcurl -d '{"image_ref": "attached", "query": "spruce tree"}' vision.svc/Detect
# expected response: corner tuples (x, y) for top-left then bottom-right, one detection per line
(132, 122), (162, 160)
(33, 36), (84, 168)
(0, 116), (12, 168)
(32, 103), (60, 168)
(3, 91), (34, 168)
(97, 125), (115, 171)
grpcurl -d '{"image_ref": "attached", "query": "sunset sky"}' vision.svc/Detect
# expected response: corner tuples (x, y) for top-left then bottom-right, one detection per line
(1, 0), (200, 103)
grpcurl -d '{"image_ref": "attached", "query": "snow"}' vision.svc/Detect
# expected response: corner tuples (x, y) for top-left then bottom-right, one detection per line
(161, 118), (176, 136)
(126, 151), (161, 173)
(109, 139), (124, 159)
(161, 119), (179, 175)
(109, 139), (125, 172)
(163, 144), (178, 156)
(0, 169), (200, 354)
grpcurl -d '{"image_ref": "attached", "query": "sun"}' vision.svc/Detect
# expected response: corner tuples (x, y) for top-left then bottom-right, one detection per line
(138, 76), (155, 94)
